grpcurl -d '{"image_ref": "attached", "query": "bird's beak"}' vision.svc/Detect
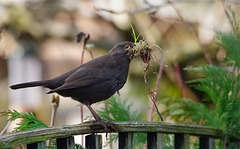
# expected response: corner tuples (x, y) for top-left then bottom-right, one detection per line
(127, 42), (152, 62)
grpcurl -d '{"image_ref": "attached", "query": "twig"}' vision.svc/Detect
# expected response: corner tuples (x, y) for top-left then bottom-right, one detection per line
(145, 59), (165, 122)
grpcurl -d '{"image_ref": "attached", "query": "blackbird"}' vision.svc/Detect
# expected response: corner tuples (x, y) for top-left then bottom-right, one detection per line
(10, 41), (135, 131)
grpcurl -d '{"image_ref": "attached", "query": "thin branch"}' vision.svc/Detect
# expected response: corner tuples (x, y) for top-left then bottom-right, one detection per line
(145, 59), (165, 122)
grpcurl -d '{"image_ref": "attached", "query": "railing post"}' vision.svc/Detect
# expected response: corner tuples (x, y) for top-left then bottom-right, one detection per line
(199, 137), (214, 149)
(147, 132), (164, 149)
(119, 132), (133, 149)
(56, 136), (74, 149)
(175, 133), (189, 149)
(85, 134), (102, 149)
(27, 142), (45, 149)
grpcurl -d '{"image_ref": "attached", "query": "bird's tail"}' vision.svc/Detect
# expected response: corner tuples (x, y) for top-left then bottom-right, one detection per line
(10, 81), (48, 90)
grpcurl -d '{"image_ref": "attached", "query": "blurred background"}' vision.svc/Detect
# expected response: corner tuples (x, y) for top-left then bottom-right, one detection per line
(0, 0), (239, 147)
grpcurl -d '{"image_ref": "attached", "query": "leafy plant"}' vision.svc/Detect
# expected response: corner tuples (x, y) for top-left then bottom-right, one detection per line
(0, 109), (48, 132)
(0, 110), (86, 149)
(216, 32), (240, 70)
(188, 65), (239, 147)
(96, 96), (174, 148)
(161, 6), (240, 147)
(162, 28), (240, 148)
(97, 96), (142, 122)
(162, 98), (217, 126)
(95, 96), (146, 147)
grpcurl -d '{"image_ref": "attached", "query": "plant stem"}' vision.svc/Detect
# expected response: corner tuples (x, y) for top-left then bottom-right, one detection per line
(147, 59), (165, 122)
(47, 94), (59, 146)
(50, 95), (60, 127)
(174, 61), (186, 98)
(76, 32), (90, 145)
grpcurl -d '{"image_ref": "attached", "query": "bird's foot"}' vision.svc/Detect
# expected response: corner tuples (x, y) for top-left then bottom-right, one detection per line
(98, 119), (117, 138)
(84, 119), (117, 137)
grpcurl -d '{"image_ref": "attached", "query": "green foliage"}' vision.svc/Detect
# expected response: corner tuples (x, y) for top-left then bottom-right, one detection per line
(97, 96), (174, 148)
(96, 96), (147, 147)
(97, 96), (142, 122)
(162, 98), (217, 126)
(162, 14), (240, 148)
(0, 109), (48, 132)
(190, 65), (240, 138)
(217, 32), (240, 70)
(129, 23), (141, 44)
(191, 31), (240, 140)
(0, 110), (85, 149)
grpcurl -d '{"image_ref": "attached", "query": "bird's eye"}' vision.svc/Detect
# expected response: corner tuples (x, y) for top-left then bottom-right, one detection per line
(124, 44), (131, 50)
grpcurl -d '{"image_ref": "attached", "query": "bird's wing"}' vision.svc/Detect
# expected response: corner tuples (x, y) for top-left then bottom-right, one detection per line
(52, 63), (119, 91)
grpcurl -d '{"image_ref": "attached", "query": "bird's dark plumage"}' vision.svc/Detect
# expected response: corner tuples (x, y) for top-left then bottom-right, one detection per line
(10, 41), (135, 131)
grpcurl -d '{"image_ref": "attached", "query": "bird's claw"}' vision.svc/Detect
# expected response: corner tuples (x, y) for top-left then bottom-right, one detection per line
(98, 120), (117, 138)
(84, 120), (117, 137)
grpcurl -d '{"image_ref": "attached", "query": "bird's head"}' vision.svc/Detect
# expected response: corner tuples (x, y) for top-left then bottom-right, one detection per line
(109, 41), (135, 60)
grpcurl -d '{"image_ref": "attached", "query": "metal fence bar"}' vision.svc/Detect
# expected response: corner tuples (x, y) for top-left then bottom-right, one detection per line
(199, 137), (215, 149)
(119, 132), (133, 149)
(175, 133), (189, 149)
(27, 142), (45, 149)
(147, 132), (164, 149)
(85, 134), (102, 149)
(56, 136), (74, 149)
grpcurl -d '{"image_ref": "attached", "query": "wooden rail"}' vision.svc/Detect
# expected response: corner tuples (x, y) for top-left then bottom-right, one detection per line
(0, 121), (223, 148)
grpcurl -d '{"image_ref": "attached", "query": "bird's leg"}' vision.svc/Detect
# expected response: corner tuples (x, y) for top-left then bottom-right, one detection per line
(85, 104), (109, 132)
